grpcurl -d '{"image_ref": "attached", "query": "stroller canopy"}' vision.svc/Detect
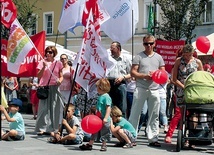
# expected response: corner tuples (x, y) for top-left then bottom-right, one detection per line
(184, 71), (214, 104)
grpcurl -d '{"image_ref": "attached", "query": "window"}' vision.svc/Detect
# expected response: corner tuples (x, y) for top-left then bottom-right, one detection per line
(44, 12), (54, 35)
(28, 14), (37, 36)
(201, 0), (212, 23)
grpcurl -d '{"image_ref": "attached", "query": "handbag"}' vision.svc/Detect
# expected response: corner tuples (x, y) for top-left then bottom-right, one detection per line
(36, 61), (57, 100)
(36, 86), (49, 99)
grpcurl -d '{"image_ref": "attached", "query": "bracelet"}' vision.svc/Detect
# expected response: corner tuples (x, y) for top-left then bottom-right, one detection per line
(123, 75), (126, 79)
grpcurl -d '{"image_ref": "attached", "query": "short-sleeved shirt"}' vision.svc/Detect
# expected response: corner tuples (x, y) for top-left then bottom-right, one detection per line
(9, 112), (25, 135)
(66, 116), (84, 140)
(114, 117), (136, 137)
(133, 51), (165, 90)
(96, 93), (112, 122)
(107, 55), (131, 78)
(37, 59), (63, 86)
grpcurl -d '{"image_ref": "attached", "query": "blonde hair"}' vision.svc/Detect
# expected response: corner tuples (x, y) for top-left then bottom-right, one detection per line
(183, 44), (194, 53)
(95, 78), (111, 93)
(65, 104), (75, 112)
(111, 106), (122, 117)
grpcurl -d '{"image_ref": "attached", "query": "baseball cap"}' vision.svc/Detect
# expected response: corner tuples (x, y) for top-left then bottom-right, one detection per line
(8, 98), (23, 108)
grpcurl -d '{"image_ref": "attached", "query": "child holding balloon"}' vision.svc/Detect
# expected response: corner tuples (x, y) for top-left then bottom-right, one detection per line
(79, 78), (112, 151)
(110, 106), (137, 148)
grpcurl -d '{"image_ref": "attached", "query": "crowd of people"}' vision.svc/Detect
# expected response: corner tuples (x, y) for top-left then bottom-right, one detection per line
(1, 34), (214, 152)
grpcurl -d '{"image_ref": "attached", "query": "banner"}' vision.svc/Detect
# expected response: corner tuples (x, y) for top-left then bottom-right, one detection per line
(1, 31), (46, 77)
(73, 10), (116, 97)
(1, 0), (17, 28)
(156, 40), (185, 73)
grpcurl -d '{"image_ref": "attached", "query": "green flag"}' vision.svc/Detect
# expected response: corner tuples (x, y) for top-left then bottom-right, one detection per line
(147, 3), (154, 34)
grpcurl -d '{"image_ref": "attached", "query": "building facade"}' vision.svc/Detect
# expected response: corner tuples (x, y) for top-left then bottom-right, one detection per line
(31, 0), (214, 58)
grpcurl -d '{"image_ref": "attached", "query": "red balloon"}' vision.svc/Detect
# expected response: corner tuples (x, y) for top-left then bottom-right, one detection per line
(81, 115), (103, 134)
(196, 36), (210, 54)
(152, 70), (168, 84)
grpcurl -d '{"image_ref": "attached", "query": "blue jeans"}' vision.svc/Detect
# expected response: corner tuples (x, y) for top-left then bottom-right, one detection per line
(126, 91), (134, 119)
(159, 97), (168, 125)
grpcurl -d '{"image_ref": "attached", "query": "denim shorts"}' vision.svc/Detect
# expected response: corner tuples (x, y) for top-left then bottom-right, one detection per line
(7, 130), (25, 141)
(64, 135), (83, 145)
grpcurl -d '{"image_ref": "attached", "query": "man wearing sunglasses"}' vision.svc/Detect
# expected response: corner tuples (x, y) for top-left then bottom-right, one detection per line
(129, 34), (165, 147)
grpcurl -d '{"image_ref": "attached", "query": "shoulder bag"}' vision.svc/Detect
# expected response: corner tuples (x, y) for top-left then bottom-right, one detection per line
(37, 61), (57, 100)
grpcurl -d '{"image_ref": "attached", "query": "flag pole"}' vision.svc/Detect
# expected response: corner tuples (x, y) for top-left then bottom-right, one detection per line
(153, 0), (157, 36)
(131, 10), (134, 61)
(0, 1), (3, 141)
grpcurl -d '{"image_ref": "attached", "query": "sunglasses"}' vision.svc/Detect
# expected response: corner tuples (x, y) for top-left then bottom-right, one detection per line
(143, 42), (154, 46)
(46, 51), (53, 54)
(60, 57), (67, 60)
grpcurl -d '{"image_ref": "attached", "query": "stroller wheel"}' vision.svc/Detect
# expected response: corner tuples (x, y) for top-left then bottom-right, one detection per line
(176, 129), (183, 152)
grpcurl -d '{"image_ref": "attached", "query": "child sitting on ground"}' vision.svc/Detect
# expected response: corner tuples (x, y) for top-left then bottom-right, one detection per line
(48, 104), (84, 145)
(79, 78), (112, 151)
(0, 98), (25, 141)
(110, 106), (137, 148)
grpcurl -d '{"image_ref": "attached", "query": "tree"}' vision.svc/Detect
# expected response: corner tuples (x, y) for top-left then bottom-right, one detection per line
(1, 0), (39, 39)
(156, 0), (208, 43)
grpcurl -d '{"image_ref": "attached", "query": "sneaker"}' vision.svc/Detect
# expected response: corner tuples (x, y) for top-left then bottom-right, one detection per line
(164, 126), (168, 133)
(100, 145), (107, 151)
(79, 144), (92, 150)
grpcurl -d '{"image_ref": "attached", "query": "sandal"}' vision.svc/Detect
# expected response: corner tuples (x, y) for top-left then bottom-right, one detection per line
(149, 141), (161, 147)
(113, 142), (126, 147)
(123, 143), (133, 149)
(165, 136), (172, 143)
(79, 144), (92, 150)
(100, 145), (107, 151)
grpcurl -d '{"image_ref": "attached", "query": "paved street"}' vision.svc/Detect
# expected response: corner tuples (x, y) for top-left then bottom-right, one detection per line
(1, 113), (213, 155)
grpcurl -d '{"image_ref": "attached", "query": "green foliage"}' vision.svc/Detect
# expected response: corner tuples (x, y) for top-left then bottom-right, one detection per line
(156, 0), (208, 43)
(1, 0), (39, 39)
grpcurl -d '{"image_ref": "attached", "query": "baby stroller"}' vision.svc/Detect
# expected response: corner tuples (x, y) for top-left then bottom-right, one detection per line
(176, 71), (214, 152)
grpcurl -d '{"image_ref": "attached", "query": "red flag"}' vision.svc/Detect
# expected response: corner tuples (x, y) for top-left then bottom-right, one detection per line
(1, 31), (46, 77)
(1, 0), (17, 28)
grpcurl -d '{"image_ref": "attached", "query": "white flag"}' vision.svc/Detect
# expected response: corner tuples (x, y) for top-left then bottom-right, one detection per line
(73, 10), (116, 97)
(101, 0), (135, 44)
(7, 19), (37, 74)
(58, 0), (84, 33)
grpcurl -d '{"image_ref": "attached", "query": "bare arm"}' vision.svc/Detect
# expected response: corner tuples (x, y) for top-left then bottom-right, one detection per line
(0, 105), (16, 122)
(130, 64), (152, 80)
(172, 58), (185, 89)
(103, 105), (111, 123)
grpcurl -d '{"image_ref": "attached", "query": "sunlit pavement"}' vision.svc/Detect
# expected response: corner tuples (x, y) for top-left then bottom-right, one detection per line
(1, 114), (213, 155)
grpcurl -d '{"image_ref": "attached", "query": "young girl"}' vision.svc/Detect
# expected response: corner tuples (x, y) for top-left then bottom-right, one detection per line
(111, 106), (137, 148)
(79, 78), (112, 151)
(48, 104), (84, 145)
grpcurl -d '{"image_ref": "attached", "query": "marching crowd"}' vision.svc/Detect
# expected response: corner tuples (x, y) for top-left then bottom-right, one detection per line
(1, 34), (214, 151)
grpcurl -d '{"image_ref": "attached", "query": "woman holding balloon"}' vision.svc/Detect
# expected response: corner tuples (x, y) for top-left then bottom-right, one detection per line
(165, 44), (203, 144)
